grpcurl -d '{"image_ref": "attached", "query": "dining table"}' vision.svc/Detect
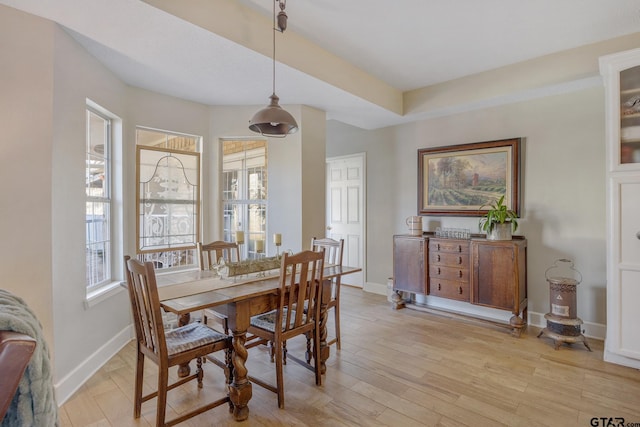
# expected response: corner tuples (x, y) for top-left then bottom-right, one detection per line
(156, 264), (361, 422)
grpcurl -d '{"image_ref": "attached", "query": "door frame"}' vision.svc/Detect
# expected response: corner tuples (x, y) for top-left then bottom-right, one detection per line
(326, 152), (367, 287)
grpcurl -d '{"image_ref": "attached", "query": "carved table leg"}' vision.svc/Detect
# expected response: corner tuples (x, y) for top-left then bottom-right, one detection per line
(177, 313), (191, 377)
(227, 302), (252, 422)
(317, 279), (332, 375)
(318, 300), (329, 375)
(228, 330), (251, 421)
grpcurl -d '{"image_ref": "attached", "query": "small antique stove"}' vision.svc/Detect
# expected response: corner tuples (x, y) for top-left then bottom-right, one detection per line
(537, 259), (591, 351)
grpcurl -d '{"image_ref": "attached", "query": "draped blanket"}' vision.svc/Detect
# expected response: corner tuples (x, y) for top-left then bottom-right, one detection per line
(0, 290), (58, 427)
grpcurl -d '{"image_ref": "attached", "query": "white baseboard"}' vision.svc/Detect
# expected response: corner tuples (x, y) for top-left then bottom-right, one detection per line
(418, 295), (513, 323)
(604, 348), (640, 370)
(55, 325), (133, 406)
(363, 281), (386, 296)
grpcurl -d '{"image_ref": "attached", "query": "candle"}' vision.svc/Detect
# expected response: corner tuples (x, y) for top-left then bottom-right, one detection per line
(273, 233), (282, 245)
(235, 231), (244, 244)
(255, 239), (264, 252)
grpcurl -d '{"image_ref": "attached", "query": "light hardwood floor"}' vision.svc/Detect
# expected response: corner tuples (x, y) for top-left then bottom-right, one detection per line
(59, 287), (640, 427)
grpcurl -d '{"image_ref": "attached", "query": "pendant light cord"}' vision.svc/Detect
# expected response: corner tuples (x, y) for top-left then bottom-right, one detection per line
(272, 0), (276, 96)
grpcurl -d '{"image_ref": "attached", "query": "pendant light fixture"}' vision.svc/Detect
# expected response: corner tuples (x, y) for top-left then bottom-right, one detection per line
(249, 0), (298, 137)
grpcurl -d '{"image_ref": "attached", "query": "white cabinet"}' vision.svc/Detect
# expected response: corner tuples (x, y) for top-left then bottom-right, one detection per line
(600, 49), (640, 368)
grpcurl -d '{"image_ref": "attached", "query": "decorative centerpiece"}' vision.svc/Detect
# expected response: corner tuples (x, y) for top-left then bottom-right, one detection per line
(479, 195), (518, 240)
(219, 256), (282, 279)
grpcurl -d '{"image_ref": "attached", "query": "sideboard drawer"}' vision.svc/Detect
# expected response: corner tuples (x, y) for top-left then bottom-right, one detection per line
(429, 251), (467, 267)
(429, 279), (469, 301)
(429, 265), (469, 282)
(429, 239), (469, 254)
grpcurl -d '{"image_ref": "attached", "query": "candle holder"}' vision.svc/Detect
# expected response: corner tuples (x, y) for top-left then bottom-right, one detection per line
(255, 239), (265, 259)
(273, 233), (282, 258)
(235, 230), (245, 256)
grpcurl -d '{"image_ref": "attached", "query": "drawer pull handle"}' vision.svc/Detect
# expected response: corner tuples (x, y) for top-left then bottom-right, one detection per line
(458, 245), (462, 252)
(436, 244), (440, 250)
(436, 254), (441, 262)
(458, 256), (462, 264)
(458, 270), (463, 278)
(458, 286), (463, 295)
(437, 267), (441, 275)
(438, 283), (441, 291)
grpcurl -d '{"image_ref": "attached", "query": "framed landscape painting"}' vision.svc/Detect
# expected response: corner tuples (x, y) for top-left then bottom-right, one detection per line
(418, 138), (521, 216)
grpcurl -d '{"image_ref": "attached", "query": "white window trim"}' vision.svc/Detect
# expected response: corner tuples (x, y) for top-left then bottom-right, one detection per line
(85, 99), (124, 305)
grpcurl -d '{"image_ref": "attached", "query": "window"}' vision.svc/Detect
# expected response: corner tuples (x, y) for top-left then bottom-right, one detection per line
(136, 128), (201, 271)
(86, 108), (111, 289)
(222, 139), (267, 260)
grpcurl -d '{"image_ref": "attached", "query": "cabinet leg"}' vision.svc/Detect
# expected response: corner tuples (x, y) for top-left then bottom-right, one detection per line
(509, 315), (525, 338)
(391, 291), (405, 310)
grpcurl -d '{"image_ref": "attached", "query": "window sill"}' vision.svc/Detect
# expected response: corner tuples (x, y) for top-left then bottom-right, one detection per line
(85, 281), (125, 308)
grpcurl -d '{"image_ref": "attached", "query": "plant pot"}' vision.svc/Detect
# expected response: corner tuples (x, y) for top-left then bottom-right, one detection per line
(486, 223), (513, 240)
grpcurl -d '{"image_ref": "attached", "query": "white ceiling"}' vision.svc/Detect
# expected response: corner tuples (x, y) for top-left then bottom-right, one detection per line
(2, 0), (640, 129)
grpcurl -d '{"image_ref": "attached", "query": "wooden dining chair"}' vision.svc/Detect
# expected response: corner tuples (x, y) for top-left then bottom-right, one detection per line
(197, 241), (240, 271)
(124, 256), (233, 427)
(245, 249), (325, 409)
(197, 241), (240, 334)
(311, 237), (345, 350)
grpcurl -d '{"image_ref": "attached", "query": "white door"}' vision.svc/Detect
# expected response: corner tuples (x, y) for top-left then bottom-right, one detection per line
(326, 154), (365, 287)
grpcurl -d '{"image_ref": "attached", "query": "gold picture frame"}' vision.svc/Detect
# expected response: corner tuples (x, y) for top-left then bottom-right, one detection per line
(418, 138), (521, 216)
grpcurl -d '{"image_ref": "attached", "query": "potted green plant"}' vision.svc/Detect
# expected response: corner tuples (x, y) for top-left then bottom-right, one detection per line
(479, 195), (518, 240)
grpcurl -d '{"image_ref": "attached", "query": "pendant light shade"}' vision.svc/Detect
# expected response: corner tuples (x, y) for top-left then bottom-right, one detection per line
(249, 94), (298, 137)
(249, 0), (298, 137)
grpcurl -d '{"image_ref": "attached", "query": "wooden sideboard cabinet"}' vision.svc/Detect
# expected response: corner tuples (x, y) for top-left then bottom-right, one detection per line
(392, 234), (527, 336)
(392, 235), (428, 304)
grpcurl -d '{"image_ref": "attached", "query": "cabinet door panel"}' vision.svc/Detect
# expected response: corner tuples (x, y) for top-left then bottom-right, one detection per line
(620, 181), (640, 267)
(472, 244), (514, 310)
(620, 270), (640, 358)
(393, 236), (427, 294)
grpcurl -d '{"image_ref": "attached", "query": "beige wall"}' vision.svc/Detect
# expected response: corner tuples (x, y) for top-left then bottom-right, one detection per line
(326, 34), (640, 336)
(51, 12), (131, 393)
(328, 83), (607, 335)
(300, 105), (328, 247)
(0, 5), (55, 354)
